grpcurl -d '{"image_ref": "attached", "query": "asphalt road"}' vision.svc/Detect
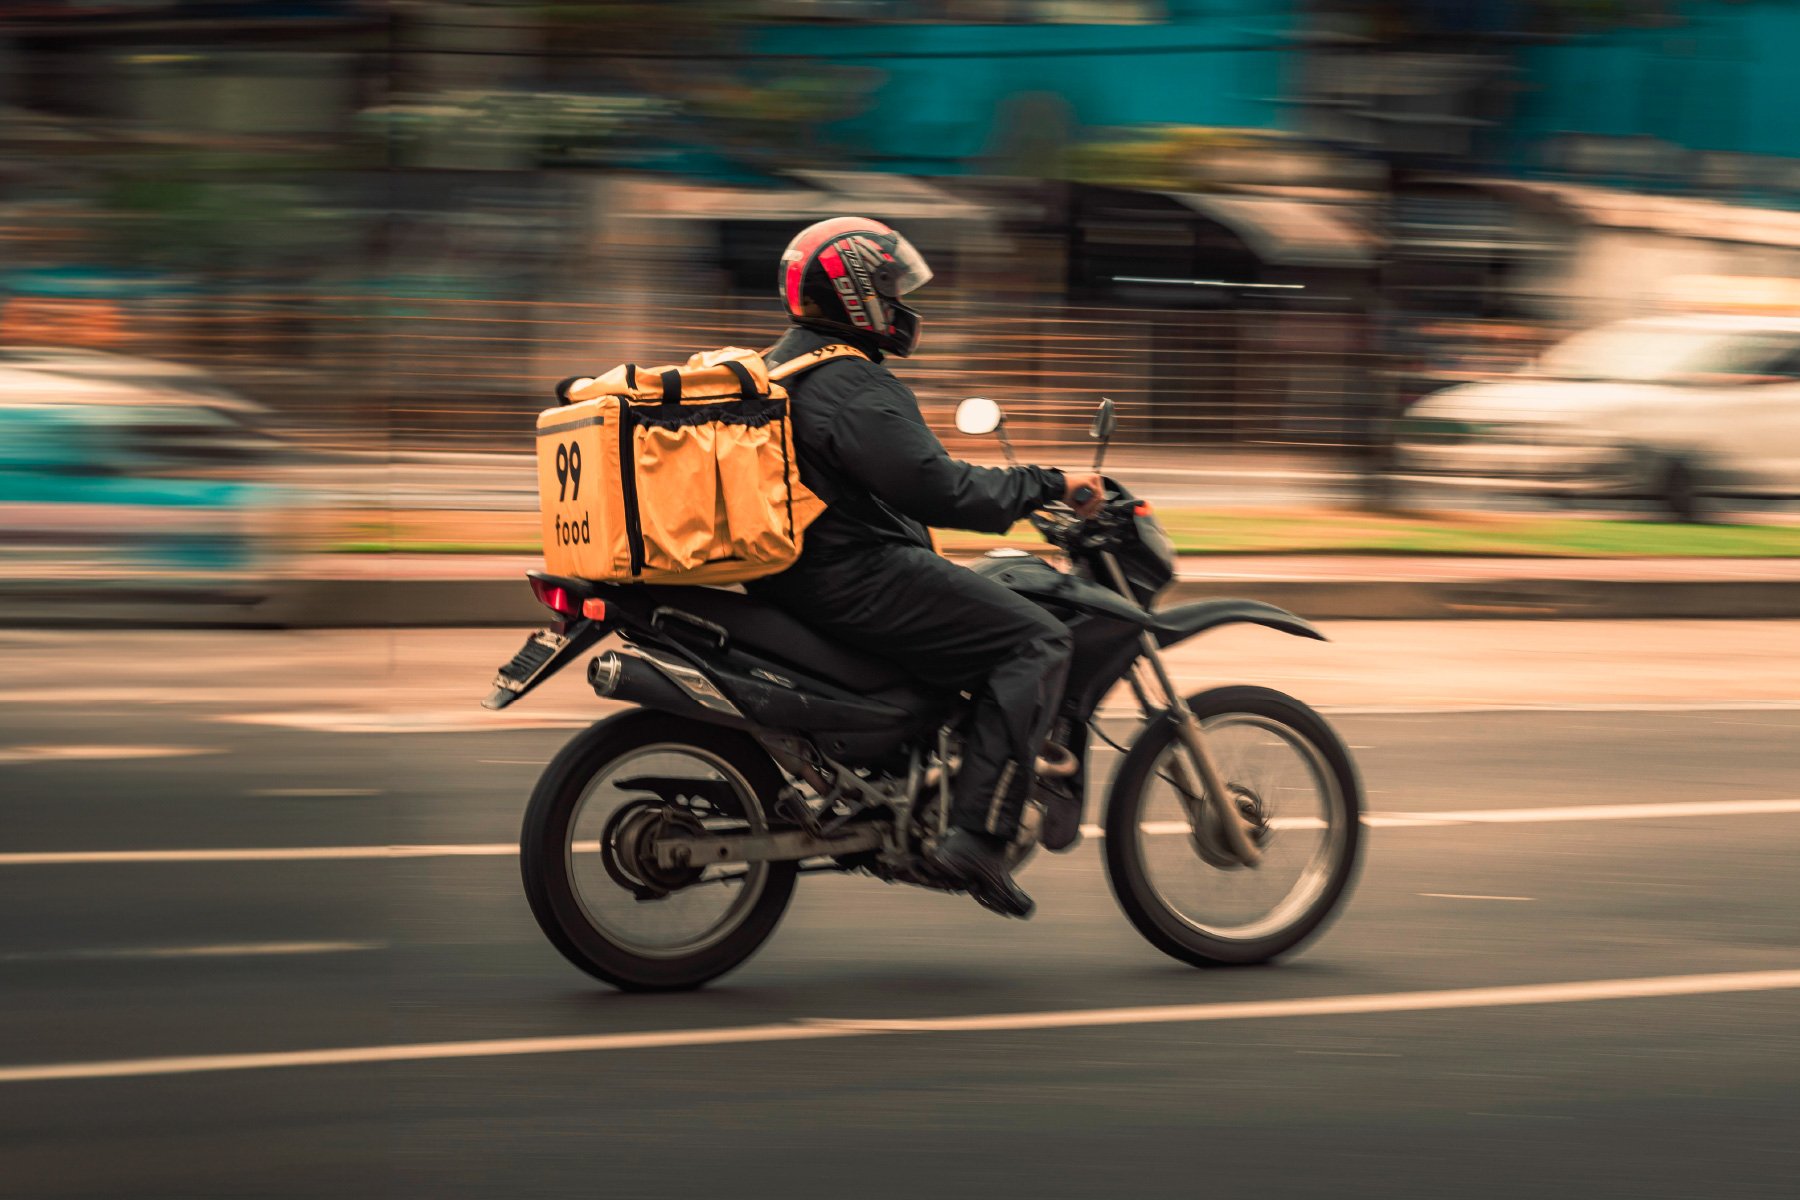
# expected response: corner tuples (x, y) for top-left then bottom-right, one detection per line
(3, 623), (1799, 1199)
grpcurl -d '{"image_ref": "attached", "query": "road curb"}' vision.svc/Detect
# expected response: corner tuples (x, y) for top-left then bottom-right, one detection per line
(252, 576), (1800, 627)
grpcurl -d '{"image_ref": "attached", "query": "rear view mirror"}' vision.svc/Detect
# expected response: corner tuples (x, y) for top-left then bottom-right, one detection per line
(1091, 398), (1117, 442)
(955, 396), (1004, 437)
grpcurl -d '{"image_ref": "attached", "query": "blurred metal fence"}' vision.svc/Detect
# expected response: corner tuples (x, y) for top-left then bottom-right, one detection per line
(44, 292), (1385, 454)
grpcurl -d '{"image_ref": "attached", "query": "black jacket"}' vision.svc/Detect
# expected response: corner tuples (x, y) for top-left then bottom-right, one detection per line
(763, 325), (1064, 565)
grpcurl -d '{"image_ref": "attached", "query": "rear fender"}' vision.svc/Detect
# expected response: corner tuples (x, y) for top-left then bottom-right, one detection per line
(482, 617), (607, 709)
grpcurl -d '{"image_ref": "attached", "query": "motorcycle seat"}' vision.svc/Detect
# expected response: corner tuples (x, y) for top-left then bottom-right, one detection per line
(637, 585), (915, 692)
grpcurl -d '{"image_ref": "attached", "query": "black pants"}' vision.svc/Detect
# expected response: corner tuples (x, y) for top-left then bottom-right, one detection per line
(750, 544), (1072, 838)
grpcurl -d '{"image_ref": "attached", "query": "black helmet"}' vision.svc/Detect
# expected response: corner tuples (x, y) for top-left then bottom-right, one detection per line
(778, 216), (933, 357)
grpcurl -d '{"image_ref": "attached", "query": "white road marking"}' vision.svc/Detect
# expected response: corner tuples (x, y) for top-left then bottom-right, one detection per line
(217, 711), (589, 734)
(1404, 797), (1800, 825)
(3, 968), (1797, 1085)
(218, 700), (1800, 734)
(0, 941), (380, 964)
(249, 788), (383, 798)
(0, 745), (216, 766)
(1418, 893), (1535, 902)
(1324, 701), (1800, 716)
(8, 796), (1800, 867)
(1090, 701), (1800, 720)
(0, 844), (518, 865)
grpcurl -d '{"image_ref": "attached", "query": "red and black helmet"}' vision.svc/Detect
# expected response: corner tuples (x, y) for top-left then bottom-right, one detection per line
(778, 216), (933, 358)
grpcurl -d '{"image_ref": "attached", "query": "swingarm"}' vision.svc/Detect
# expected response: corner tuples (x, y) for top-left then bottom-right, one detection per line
(653, 823), (886, 870)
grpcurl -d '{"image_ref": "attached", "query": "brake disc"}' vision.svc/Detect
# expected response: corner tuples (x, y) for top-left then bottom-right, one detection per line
(1164, 771), (1266, 871)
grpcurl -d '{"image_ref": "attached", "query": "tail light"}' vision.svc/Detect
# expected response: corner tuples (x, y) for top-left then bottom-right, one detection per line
(528, 577), (577, 616)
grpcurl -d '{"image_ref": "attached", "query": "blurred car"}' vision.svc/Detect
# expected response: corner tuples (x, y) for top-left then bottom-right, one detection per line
(0, 362), (293, 603)
(0, 345), (268, 415)
(1396, 315), (1800, 518)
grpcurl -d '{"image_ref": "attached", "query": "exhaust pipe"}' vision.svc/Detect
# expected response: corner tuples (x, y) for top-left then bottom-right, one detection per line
(588, 650), (745, 725)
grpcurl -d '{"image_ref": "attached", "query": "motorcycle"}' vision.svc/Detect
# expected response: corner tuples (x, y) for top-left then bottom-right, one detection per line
(484, 398), (1362, 991)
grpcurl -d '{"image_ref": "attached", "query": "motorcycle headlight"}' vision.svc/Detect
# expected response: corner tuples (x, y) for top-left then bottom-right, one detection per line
(1136, 513), (1177, 570)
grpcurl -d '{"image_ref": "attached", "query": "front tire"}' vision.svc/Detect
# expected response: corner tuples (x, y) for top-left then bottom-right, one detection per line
(521, 710), (796, 991)
(1104, 686), (1362, 967)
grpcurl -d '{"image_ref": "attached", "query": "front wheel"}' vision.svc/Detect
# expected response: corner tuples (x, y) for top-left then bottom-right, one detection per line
(1104, 686), (1362, 967)
(520, 710), (797, 991)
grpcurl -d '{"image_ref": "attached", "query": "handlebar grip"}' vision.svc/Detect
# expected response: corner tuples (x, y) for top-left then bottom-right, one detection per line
(1070, 485), (1096, 507)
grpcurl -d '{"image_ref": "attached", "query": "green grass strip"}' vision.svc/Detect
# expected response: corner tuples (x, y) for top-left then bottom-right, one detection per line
(330, 510), (1800, 559)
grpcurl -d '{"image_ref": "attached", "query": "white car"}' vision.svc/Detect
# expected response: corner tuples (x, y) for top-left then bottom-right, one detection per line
(1396, 315), (1800, 518)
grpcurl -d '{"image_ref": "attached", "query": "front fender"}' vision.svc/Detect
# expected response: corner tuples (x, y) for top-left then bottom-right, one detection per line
(1064, 599), (1324, 739)
(1152, 599), (1325, 648)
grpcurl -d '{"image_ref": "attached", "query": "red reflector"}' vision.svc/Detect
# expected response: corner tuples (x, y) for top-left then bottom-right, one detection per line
(1133, 501), (1153, 516)
(581, 598), (608, 621)
(529, 578), (577, 616)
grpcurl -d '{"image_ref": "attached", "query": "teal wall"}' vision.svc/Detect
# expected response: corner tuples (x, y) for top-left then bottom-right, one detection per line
(1513, 1), (1800, 163)
(752, 1), (1298, 174)
(749, 1), (1799, 187)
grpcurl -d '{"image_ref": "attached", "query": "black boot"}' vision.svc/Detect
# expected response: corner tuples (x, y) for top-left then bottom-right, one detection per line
(933, 828), (1035, 919)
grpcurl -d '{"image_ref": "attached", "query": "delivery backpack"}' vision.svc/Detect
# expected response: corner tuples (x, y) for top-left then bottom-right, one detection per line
(535, 342), (866, 586)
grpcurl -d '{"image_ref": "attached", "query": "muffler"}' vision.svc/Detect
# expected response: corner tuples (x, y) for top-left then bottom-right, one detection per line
(589, 649), (742, 723)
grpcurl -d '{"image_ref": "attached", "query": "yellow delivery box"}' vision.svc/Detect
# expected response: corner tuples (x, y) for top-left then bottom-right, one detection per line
(535, 343), (863, 586)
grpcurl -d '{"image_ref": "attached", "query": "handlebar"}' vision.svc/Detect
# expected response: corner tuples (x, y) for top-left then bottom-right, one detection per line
(1030, 479), (1142, 554)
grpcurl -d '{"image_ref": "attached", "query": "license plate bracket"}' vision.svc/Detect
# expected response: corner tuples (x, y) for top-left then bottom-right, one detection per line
(482, 624), (601, 710)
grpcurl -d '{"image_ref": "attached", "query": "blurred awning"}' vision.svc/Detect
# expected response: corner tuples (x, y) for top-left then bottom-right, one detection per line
(1158, 192), (1378, 268)
(1463, 179), (1800, 250)
(621, 172), (993, 222)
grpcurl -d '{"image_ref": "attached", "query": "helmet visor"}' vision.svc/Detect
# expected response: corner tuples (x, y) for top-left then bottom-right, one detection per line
(884, 233), (933, 297)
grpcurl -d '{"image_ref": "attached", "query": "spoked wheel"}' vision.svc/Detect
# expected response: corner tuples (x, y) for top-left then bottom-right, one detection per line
(520, 711), (796, 991)
(1104, 686), (1362, 967)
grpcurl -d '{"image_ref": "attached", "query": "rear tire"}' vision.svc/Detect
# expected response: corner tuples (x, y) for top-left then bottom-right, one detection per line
(1104, 686), (1361, 967)
(521, 710), (796, 991)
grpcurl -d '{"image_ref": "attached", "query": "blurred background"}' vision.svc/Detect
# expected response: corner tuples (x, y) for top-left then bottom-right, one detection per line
(6, 6), (1800, 1198)
(4, 0), (1799, 613)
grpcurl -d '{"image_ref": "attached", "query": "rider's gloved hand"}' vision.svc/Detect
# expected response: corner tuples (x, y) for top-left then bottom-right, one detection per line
(1060, 471), (1106, 517)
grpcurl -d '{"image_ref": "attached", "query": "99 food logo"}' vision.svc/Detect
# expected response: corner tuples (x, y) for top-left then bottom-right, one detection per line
(552, 441), (590, 545)
(553, 442), (582, 500)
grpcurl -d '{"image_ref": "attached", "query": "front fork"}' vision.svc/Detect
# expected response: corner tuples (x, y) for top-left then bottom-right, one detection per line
(1101, 553), (1262, 869)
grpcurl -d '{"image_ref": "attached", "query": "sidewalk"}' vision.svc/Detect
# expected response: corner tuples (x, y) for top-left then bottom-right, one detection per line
(299, 553), (1800, 583)
(264, 553), (1800, 626)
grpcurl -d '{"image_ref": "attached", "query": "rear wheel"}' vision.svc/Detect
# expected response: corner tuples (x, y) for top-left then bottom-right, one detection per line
(520, 711), (796, 991)
(1104, 686), (1361, 967)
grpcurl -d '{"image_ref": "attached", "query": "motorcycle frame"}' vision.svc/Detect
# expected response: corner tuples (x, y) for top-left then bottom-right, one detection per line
(489, 547), (1321, 876)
